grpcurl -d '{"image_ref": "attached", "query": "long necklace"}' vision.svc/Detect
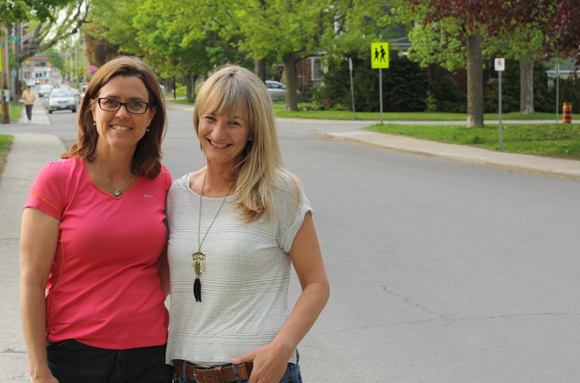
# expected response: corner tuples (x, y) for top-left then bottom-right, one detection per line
(192, 172), (235, 302)
(94, 160), (131, 197)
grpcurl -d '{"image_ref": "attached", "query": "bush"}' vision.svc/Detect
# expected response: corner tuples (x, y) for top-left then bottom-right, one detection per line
(298, 101), (326, 111)
(483, 59), (580, 114)
(313, 52), (466, 113)
(428, 66), (467, 113)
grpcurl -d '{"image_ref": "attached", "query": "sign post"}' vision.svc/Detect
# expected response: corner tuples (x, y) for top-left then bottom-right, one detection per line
(371, 43), (389, 124)
(348, 58), (356, 120)
(495, 58), (505, 151)
(556, 62), (559, 124)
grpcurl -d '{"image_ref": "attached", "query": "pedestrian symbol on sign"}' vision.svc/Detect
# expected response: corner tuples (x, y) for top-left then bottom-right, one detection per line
(371, 43), (389, 69)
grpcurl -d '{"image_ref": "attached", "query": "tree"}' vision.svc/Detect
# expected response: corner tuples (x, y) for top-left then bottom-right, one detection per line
(1, 0), (85, 122)
(17, 0), (91, 63)
(83, 24), (120, 67)
(45, 48), (65, 71)
(156, 0), (384, 111)
(541, 0), (580, 65)
(391, 0), (571, 126)
(0, 0), (73, 27)
(133, 0), (246, 99)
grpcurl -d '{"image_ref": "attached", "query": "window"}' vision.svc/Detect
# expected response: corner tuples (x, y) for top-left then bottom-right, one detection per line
(312, 58), (323, 81)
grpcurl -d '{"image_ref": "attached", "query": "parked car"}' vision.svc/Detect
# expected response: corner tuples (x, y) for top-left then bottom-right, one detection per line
(26, 81), (36, 88)
(64, 87), (81, 104)
(79, 83), (89, 100)
(265, 80), (286, 100)
(38, 84), (54, 98)
(46, 89), (77, 114)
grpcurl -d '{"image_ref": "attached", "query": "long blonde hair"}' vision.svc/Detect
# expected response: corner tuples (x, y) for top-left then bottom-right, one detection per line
(193, 66), (301, 222)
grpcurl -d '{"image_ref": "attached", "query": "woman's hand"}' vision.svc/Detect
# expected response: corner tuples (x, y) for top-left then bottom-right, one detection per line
(32, 373), (59, 383)
(231, 342), (292, 383)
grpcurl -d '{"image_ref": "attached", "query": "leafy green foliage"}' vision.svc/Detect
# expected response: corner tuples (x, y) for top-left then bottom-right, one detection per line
(0, 0), (73, 26)
(484, 60), (580, 113)
(311, 51), (469, 113)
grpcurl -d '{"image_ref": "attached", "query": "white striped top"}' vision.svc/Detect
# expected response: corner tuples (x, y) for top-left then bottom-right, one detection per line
(165, 172), (311, 365)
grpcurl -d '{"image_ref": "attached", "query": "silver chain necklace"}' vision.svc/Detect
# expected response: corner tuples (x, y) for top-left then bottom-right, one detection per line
(192, 171), (235, 302)
(94, 160), (131, 197)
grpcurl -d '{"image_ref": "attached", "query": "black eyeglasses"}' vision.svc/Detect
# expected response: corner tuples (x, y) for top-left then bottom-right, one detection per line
(97, 98), (150, 114)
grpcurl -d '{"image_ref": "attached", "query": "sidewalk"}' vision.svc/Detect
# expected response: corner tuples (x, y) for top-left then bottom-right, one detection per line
(322, 130), (580, 180)
(0, 134), (66, 382)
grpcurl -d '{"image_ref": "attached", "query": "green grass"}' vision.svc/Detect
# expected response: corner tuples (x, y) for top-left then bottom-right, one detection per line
(0, 104), (23, 122)
(165, 99), (558, 121)
(0, 134), (14, 178)
(166, 98), (196, 104)
(366, 122), (580, 160)
(273, 102), (557, 121)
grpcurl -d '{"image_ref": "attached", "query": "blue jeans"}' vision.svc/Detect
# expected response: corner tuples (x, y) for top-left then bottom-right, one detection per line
(25, 104), (33, 120)
(172, 363), (302, 383)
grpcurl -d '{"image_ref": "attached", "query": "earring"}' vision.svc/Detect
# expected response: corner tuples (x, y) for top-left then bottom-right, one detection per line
(93, 122), (96, 125)
(146, 128), (150, 132)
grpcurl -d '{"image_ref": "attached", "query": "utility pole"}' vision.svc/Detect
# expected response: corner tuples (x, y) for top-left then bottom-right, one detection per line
(14, 22), (22, 101)
(1, 23), (10, 123)
(75, 37), (79, 87)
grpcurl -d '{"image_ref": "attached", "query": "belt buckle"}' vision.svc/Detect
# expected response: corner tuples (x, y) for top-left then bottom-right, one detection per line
(192, 364), (212, 383)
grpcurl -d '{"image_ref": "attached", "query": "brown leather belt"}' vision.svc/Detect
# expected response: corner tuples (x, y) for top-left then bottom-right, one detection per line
(173, 360), (254, 383)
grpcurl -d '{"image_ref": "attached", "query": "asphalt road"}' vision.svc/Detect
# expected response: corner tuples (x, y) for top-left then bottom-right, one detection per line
(3, 106), (580, 382)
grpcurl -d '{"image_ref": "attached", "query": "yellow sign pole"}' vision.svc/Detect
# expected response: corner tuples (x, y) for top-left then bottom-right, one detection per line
(371, 43), (389, 124)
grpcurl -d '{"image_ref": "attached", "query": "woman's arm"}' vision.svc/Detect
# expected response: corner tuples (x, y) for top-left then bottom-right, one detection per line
(20, 208), (60, 383)
(232, 212), (330, 383)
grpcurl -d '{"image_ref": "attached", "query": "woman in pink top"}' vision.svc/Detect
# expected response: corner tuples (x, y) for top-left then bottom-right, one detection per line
(20, 56), (172, 383)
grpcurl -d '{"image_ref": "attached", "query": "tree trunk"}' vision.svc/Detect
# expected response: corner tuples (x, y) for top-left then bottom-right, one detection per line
(520, 56), (534, 114)
(1, 23), (9, 123)
(164, 78), (173, 93)
(283, 54), (300, 111)
(254, 59), (267, 82)
(186, 73), (197, 99)
(466, 32), (484, 127)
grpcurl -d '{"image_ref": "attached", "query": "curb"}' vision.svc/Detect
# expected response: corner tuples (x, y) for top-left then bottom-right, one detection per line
(322, 130), (580, 180)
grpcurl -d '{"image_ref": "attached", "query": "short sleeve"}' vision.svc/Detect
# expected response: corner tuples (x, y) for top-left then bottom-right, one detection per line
(24, 162), (69, 221)
(159, 164), (172, 192)
(274, 175), (313, 253)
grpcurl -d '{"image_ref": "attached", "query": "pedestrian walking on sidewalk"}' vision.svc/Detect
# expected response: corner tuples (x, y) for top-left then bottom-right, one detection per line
(166, 66), (330, 383)
(19, 56), (172, 383)
(22, 84), (36, 121)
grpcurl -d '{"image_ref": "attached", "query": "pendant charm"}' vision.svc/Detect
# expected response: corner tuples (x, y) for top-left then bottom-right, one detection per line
(114, 189), (121, 196)
(194, 277), (202, 302)
(192, 251), (206, 276)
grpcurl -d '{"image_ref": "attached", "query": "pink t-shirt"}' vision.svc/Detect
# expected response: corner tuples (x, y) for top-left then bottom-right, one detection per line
(25, 156), (171, 350)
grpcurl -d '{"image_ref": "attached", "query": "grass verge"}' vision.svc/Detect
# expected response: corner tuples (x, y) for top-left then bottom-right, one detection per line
(166, 98), (196, 104)
(273, 103), (557, 121)
(166, 99), (558, 122)
(0, 104), (23, 122)
(0, 134), (14, 180)
(366, 122), (580, 160)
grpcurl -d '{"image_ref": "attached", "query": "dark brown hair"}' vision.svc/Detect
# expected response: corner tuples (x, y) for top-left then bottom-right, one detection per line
(62, 56), (166, 178)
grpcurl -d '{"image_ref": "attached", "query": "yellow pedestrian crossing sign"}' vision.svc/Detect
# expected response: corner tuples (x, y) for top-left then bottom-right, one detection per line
(371, 43), (389, 69)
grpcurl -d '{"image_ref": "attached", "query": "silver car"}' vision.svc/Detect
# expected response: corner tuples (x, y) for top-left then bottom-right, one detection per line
(38, 84), (53, 98)
(265, 80), (286, 100)
(46, 90), (77, 114)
